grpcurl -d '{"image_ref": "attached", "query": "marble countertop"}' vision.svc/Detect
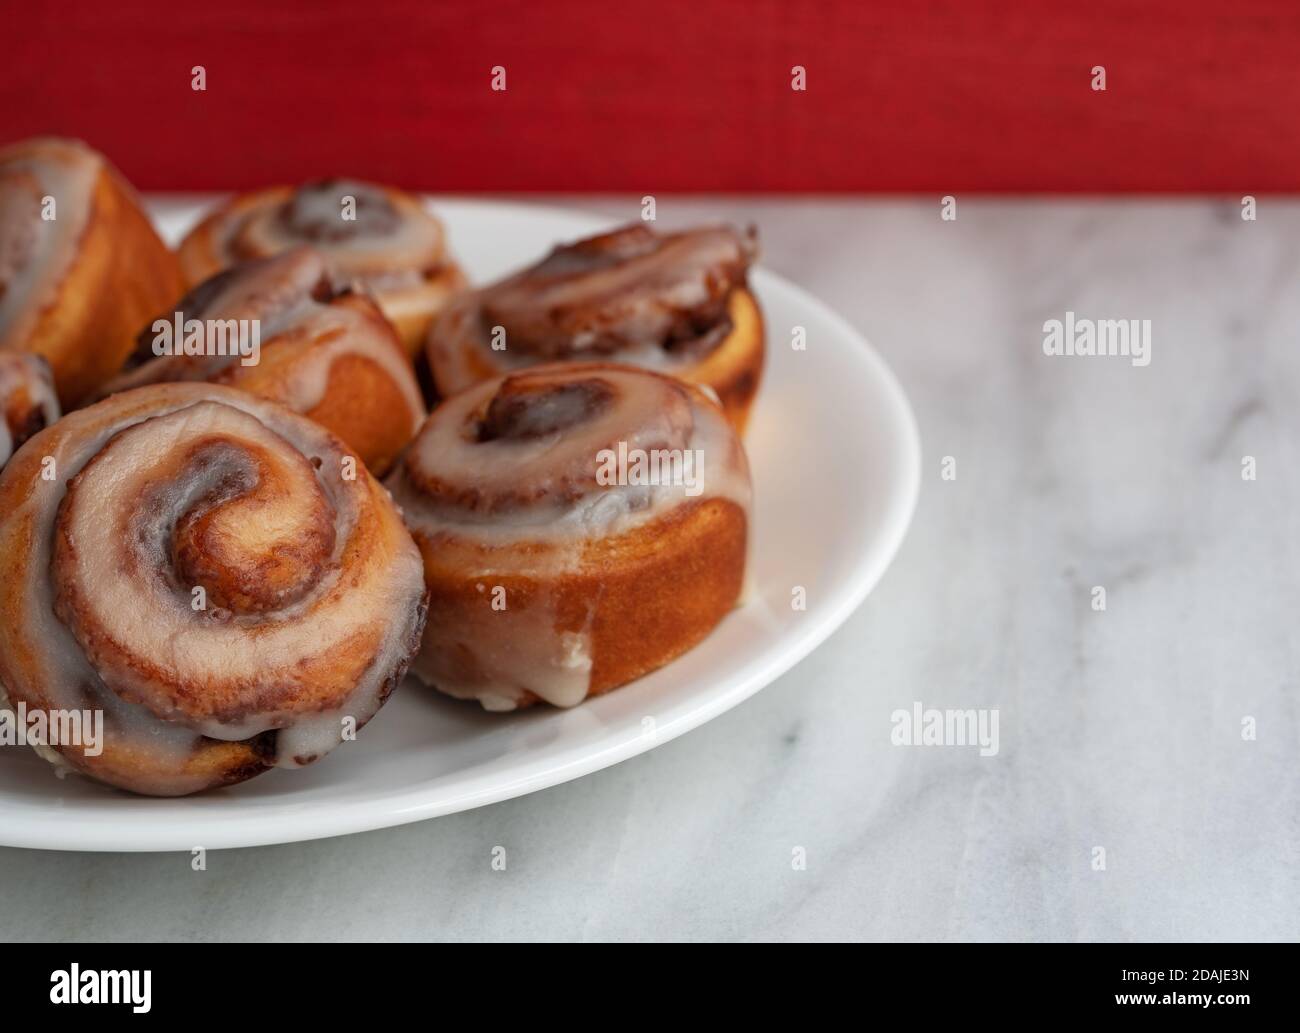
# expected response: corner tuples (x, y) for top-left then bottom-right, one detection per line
(3, 198), (1297, 942)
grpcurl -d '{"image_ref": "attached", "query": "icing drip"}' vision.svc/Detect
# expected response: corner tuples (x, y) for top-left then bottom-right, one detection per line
(0, 352), (59, 467)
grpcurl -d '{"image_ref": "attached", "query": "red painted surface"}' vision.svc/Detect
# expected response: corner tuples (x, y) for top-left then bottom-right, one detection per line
(3, 0), (1298, 192)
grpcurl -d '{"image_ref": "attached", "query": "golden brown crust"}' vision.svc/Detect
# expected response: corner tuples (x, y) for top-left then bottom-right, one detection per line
(299, 351), (418, 477)
(0, 140), (185, 406)
(679, 286), (764, 433)
(197, 292), (423, 477)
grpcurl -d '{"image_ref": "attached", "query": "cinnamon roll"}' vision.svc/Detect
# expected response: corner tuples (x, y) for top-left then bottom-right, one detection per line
(0, 352), (58, 470)
(425, 224), (764, 431)
(178, 179), (465, 355)
(0, 383), (427, 795)
(0, 138), (185, 406)
(96, 247), (424, 476)
(387, 362), (751, 711)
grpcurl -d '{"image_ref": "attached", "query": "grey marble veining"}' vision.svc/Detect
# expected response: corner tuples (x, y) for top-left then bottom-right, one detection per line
(2, 198), (1298, 942)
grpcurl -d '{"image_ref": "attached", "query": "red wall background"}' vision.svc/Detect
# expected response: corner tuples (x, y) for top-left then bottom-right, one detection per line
(4, 0), (1299, 193)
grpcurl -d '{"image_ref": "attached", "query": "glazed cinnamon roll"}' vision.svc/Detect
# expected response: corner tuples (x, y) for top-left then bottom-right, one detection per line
(179, 179), (465, 355)
(96, 247), (424, 476)
(0, 383), (427, 795)
(426, 224), (764, 431)
(0, 352), (58, 469)
(387, 362), (751, 711)
(0, 138), (185, 405)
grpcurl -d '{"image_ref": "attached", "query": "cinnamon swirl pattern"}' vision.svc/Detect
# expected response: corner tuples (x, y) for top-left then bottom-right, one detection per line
(96, 247), (424, 476)
(426, 224), (764, 431)
(0, 352), (58, 469)
(0, 383), (427, 795)
(0, 137), (185, 405)
(178, 179), (465, 355)
(387, 363), (751, 711)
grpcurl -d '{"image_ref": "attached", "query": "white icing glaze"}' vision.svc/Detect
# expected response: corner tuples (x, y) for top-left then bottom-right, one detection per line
(427, 224), (757, 394)
(394, 369), (750, 542)
(211, 180), (449, 286)
(408, 597), (596, 712)
(0, 139), (100, 350)
(0, 352), (59, 467)
(0, 383), (426, 793)
(388, 364), (751, 711)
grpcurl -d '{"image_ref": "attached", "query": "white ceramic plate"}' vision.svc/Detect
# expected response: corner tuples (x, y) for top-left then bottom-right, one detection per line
(0, 199), (920, 851)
